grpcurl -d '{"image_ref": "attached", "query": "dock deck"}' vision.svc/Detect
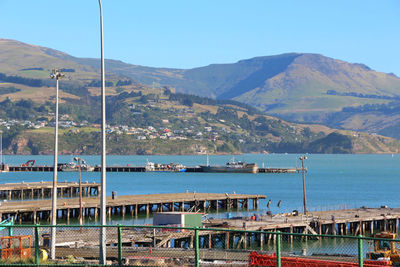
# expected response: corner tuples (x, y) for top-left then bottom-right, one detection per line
(1, 164), (300, 173)
(205, 207), (400, 237)
(0, 181), (100, 200)
(0, 192), (266, 223)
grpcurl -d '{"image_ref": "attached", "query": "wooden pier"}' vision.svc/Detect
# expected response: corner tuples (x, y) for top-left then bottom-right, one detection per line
(0, 181), (100, 200)
(1, 164), (300, 173)
(3, 165), (146, 172)
(203, 207), (400, 246)
(258, 167), (302, 173)
(48, 207), (400, 263)
(0, 192), (266, 223)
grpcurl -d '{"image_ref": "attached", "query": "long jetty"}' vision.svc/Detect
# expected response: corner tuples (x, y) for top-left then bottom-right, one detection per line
(1, 164), (300, 173)
(0, 181), (100, 201)
(0, 192), (266, 223)
(205, 207), (400, 239)
(49, 207), (400, 259)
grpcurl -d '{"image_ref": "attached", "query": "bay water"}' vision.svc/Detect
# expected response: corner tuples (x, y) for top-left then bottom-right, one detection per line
(1, 153), (399, 223)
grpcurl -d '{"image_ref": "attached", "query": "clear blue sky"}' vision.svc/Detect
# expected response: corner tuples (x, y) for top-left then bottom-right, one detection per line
(0, 0), (399, 75)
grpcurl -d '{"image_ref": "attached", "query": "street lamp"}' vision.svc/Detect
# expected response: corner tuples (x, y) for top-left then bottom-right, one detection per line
(98, 0), (107, 264)
(50, 69), (65, 260)
(74, 157), (83, 226)
(299, 156), (308, 215)
(0, 130), (3, 166)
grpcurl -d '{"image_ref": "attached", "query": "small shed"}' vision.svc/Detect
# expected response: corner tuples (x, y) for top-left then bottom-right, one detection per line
(153, 212), (203, 228)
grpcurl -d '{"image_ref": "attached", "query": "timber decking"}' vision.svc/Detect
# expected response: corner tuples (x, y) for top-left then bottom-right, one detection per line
(205, 207), (400, 237)
(0, 181), (100, 200)
(1, 164), (300, 173)
(0, 193), (266, 223)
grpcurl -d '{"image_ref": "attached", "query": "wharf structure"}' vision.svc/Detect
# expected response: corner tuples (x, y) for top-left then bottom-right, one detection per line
(200, 207), (400, 248)
(0, 181), (100, 201)
(0, 193), (265, 223)
(1, 164), (299, 173)
(48, 207), (400, 256)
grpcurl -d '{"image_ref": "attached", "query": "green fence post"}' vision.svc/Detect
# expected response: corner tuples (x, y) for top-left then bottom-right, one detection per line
(195, 227), (199, 267)
(276, 230), (281, 267)
(118, 225), (123, 267)
(358, 234), (363, 267)
(35, 224), (40, 266)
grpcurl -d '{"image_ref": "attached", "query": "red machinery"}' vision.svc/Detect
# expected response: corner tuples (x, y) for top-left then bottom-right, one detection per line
(248, 252), (391, 267)
(1, 235), (31, 260)
(21, 160), (35, 167)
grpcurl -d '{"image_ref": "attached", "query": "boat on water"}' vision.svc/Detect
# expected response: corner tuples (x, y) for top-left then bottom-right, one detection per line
(200, 158), (258, 173)
(59, 159), (94, 172)
(145, 161), (186, 172)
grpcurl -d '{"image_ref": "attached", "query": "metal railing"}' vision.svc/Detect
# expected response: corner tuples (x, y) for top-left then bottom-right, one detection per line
(0, 224), (398, 266)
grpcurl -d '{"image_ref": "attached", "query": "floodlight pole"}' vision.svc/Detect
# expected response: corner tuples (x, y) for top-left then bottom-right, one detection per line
(50, 69), (64, 260)
(98, 0), (107, 264)
(299, 156), (308, 215)
(0, 130), (3, 165)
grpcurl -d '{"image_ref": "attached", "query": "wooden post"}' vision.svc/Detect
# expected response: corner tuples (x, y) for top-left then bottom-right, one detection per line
(244, 232), (247, 249)
(172, 202), (175, 212)
(208, 233), (212, 249)
(225, 232), (230, 249)
(135, 204), (138, 217)
(146, 204), (150, 216)
(361, 221), (365, 235)
(181, 202), (184, 212)
(384, 218), (387, 232)
(290, 226), (294, 244)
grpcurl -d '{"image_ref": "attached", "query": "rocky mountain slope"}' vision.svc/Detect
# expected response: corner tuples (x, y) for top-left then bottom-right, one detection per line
(1, 38), (400, 144)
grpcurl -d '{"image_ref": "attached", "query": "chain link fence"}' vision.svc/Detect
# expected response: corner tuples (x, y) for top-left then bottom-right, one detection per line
(0, 224), (399, 266)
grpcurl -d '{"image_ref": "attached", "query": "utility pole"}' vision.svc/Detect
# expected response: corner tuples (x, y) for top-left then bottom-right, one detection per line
(299, 156), (308, 215)
(98, 0), (107, 264)
(0, 130), (3, 166)
(50, 69), (64, 260)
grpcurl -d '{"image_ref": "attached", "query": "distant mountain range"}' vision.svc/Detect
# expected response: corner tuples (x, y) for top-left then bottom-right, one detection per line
(1, 38), (400, 139)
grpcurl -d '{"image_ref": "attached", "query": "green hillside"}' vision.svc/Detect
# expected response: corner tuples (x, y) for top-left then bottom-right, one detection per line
(1, 38), (400, 145)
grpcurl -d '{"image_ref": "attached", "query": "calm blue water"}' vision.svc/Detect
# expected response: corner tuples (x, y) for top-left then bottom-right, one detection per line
(1, 154), (399, 216)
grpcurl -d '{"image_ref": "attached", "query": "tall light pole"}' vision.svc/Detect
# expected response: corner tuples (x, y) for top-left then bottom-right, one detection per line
(98, 0), (107, 264)
(50, 69), (64, 260)
(74, 157), (83, 226)
(299, 156), (308, 215)
(0, 130), (3, 166)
